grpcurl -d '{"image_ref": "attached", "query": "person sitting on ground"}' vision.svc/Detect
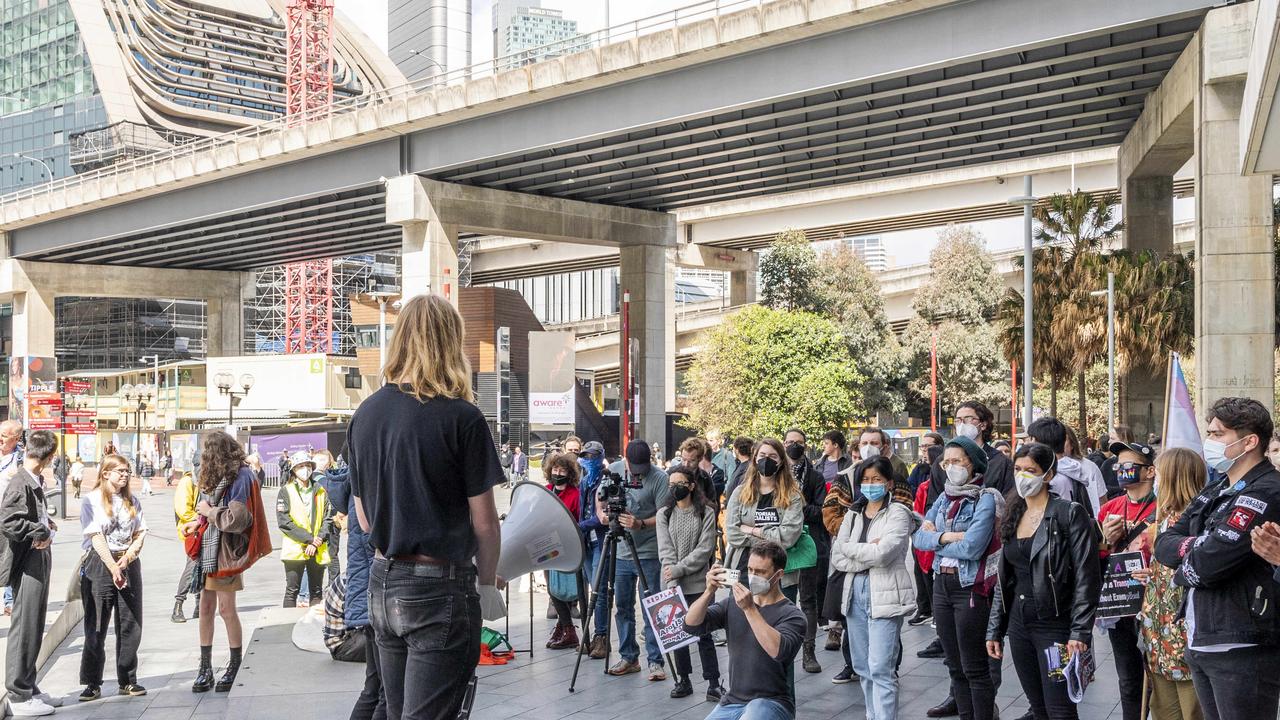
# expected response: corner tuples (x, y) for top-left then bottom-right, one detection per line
(683, 542), (807, 720)
(322, 573), (367, 663)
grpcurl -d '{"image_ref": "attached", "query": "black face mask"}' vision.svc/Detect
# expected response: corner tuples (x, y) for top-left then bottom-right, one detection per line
(551, 475), (569, 486)
(785, 444), (805, 461)
(671, 484), (691, 502)
(756, 457), (780, 478)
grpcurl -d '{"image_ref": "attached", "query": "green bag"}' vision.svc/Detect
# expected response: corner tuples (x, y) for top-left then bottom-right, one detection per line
(784, 526), (818, 573)
(480, 626), (512, 653)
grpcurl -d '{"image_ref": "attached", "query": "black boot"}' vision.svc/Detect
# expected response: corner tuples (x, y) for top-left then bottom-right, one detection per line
(192, 596), (200, 620)
(192, 646), (214, 693)
(214, 647), (241, 692)
(802, 641), (822, 673)
(171, 600), (186, 624)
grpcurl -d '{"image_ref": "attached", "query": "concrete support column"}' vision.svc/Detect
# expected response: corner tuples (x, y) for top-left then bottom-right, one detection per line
(9, 288), (55, 359)
(1194, 79), (1276, 417)
(205, 272), (252, 357)
(619, 244), (674, 446)
(386, 175), (459, 306)
(1122, 175), (1175, 254)
(729, 251), (758, 306)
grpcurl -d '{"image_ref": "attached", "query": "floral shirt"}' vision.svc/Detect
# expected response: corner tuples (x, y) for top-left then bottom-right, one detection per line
(1139, 518), (1192, 681)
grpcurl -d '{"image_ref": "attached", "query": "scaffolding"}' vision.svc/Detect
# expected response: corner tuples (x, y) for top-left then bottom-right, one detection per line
(55, 298), (207, 372)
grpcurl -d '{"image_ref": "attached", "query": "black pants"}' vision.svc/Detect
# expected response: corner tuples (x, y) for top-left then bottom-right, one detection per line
(6, 548), (50, 702)
(798, 561), (826, 644)
(914, 562), (933, 617)
(673, 591), (720, 684)
(1188, 645), (1280, 720)
(80, 554), (143, 688)
(549, 596), (574, 628)
(370, 558), (479, 720)
(1107, 617), (1145, 720)
(283, 558), (325, 608)
(176, 556), (200, 603)
(349, 625), (388, 720)
(934, 572), (994, 720)
(327, 529), (343, 584)
(1007, 597), (1077, 720)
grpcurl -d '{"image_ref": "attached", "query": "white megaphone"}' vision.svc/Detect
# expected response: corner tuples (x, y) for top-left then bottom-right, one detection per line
(497, 481), (585, 582)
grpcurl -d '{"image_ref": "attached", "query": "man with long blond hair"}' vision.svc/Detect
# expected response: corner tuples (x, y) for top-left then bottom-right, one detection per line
(347, 294), (504, 720)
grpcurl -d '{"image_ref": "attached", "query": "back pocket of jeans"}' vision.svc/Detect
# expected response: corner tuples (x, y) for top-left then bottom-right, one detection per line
(390, 595), (455, 649)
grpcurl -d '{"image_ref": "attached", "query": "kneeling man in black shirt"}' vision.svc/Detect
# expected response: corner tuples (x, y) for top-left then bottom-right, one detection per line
(683, 542), (806, 720)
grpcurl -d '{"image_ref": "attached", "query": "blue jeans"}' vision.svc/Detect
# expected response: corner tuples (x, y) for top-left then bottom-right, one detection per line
(583, 542), (608, 636)
(369, 558), (479, 720)
(845, 573), (903, 720)
(703, 699), (792, 720)
(614, 556), (663, 666)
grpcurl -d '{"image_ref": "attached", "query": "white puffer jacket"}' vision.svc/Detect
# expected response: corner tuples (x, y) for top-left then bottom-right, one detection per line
(829, 501), (918, 620)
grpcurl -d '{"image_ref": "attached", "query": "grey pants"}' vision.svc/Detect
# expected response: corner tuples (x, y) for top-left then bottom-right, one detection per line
(176, 556), (200, 602)
(6, 548), (50, 702)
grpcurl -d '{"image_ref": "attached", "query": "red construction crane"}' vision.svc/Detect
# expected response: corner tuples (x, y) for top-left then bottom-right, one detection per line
(282, 0), (335, 353)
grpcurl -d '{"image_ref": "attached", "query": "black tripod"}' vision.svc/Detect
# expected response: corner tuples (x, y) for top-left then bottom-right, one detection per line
(568, 513), (678, 692)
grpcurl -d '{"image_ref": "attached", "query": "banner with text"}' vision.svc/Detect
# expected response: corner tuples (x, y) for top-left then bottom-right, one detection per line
(528, 331), (576, 428)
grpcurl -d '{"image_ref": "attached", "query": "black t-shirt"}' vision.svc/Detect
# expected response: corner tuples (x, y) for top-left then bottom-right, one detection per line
(347, 385), (503, 564)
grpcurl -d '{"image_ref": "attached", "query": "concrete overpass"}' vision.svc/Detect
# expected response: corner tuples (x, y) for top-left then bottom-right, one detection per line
(0, 0), (1267, 439)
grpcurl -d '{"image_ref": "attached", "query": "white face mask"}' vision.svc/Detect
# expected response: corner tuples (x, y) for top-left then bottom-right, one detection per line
(748, 572), (775, 596)
(859, 444), (881, 461)
(955, 423), (981, 441)
(294, 467), (313, 481)
(1015, 471), (1045, 499)
(945, 464), (970, 487)
(1203, 437), (1248, 474)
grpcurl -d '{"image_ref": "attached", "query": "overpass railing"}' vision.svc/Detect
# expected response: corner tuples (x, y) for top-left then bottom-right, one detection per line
(0, 0), (781, 209)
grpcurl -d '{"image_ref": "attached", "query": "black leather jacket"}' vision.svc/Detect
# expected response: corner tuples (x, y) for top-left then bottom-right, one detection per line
(987, 497), (1101, 644)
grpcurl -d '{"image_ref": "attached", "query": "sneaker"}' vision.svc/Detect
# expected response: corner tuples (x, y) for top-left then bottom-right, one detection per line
(917, 638), (946, 658)
(78, 686), (101, 703)
(823, 625), (843, 651)
(588, 634), (608, 660)
(908, 611), (933, 626)
(33, 693), (62, 708)
(706, 682), (724, 703)
(647, 663), (667, 682)
(607, 659), (641, 676)
(669, 679), (692, 698)
(831, 666), (857, 684)
(9, 698), (55, 716)
(119, 684), (147, 697)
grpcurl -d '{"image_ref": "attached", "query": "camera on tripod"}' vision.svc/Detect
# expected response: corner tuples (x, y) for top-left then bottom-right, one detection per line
(597, 469), (629, 519)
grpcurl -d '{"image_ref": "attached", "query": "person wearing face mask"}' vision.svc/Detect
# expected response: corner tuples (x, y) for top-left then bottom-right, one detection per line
(683, 542), (807, 720)
(954, 402), (1014, 497)
(830, 456), (917, 720)
(1154, 397), (1280, 720)
(542, 454), (582, 650)
(910, 441), (945, 630)
(852, 427), (910, 494)
(577, 441), (612, 659)
(987, 442), (1100, 720)
(312, 450), (345, 586)
(723, 439), (804, 601)
(1267, 433), (1280, 472)
(656, 465), (723, 701)
(1026, 417), (1103, 517)
(1095, 441), (1159, 720)
(724, 437), (755, 507)
(913, 436), (1004, 720)
(784, 428), (828, 675)
(276, 450), (334, 608)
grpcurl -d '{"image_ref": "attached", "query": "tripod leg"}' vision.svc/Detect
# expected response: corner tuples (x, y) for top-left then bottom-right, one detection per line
(569, 541), (610, 692)
(602, 535), (619, 668)
(620, 531), (680, 687)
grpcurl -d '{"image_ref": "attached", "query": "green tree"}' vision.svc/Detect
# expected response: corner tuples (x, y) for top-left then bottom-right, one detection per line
(759, 229), (822, 312)
(682, 305), (864, 439)
(815, 246), (907, 415)
(912, 225), (1003, 324)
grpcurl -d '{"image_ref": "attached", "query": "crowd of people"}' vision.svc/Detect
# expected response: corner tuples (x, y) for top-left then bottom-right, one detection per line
(0, 293), (1278, 720)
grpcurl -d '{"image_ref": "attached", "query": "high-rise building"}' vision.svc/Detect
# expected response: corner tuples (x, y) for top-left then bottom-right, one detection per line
(813, 236), (888, 272)
(0, 0), (407, 372)
(388, 0), (473, 81)
(492, 1), (581, 68)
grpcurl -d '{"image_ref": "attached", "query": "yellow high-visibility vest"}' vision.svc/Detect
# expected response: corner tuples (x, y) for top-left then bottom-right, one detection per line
(280, 481), (330, 564)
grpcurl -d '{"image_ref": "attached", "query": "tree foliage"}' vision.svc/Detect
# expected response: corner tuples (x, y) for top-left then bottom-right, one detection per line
(912, 225), (1003, 324)
(759, 229), (822, 312)
(682, 305), (864, 439)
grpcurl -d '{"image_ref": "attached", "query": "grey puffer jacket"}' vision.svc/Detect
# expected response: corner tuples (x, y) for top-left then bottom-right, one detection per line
(829, 499), (919, 620)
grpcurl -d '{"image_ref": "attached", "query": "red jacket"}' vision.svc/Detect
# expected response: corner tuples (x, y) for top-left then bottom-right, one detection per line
(912, 482), (934, 574)
(549, 484), (581, 523)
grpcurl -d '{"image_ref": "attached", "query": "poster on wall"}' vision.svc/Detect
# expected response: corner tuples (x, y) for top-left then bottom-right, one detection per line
(250, 432), (328, 480)
(8, 356), (58, 431)
(528, 331), (576, 428)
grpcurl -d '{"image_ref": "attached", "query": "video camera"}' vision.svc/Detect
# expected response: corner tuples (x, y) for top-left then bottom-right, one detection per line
(597, 469), (630, 518)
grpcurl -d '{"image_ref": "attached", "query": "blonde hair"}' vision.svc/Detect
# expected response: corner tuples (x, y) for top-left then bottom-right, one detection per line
(383, 294), (472, 401)
(97, 454), (139, 520)
(1153, 448), (1206, 527)
(737, 438), (800, 509)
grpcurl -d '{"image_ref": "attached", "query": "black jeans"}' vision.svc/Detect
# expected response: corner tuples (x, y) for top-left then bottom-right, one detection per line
(1188, 645), (1280, 720)
(283, 558), (325, 607)
(1107, 617), (1145, 720)
(798, 561), (826, 644)
(934, 572), (994, 720)
(80, 553), (144, 688)
(673, 591), (720, 684)
(369, 558), (480, 720)
(1007, 597), (1077, 720)
(349, 625), (387, 720)
(914, 562), (933, 617)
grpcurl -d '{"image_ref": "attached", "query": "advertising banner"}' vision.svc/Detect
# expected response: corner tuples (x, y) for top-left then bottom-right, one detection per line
(9, 356), (58, 431)
(63, 380), (92, 395)
(528, 331), (576, 428)
(250, 432), (328, 469)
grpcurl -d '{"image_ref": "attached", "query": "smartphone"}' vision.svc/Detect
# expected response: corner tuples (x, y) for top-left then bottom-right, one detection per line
(721, 569), (740, 586)
(114, 575), (128, 590)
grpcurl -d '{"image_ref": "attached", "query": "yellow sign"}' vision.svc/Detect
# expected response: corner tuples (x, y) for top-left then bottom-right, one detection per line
(309, 359), (323, 374)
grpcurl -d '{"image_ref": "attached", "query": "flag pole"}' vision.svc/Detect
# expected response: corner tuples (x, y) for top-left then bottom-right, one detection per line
(1161, 352), (1175, 443)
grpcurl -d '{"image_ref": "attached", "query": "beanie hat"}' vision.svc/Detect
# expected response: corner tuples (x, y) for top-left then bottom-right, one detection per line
(945, 435), (988, 475)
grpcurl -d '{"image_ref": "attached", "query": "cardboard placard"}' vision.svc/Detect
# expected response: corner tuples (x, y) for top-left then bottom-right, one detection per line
(641, 587), (699, 655)
(1097, 551), (1147, 619)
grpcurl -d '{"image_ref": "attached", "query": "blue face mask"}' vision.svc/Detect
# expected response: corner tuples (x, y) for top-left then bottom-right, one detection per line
(861, 484), (887, 502)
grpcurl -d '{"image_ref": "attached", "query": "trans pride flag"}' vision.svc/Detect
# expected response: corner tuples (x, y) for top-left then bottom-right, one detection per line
(1162, 352), (1202, 457)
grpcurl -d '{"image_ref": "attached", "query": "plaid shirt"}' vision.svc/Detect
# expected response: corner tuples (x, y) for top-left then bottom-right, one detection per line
(323, 574), (348, 651)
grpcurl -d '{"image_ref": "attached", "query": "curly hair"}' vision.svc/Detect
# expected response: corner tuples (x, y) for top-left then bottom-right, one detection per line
(199, 432), (246, 494)
(542, 453), (580, 487)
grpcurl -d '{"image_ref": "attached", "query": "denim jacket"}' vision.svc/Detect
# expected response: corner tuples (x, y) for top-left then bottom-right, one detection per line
(912, 491), (998, 589)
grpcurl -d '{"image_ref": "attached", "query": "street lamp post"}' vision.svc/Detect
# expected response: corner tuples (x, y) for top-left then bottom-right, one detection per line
(8, 152), (52, 181)
(1091, 271), (1117, 435)
(1007, 176), (1037, 429)
(366, 291), (397, 378)
(214, 372), (255, 429)
(120, 383), (153, 472)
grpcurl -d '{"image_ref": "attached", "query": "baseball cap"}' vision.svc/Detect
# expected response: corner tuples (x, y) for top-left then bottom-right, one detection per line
(625, 440), (652, 475)
(581, 441), (604, 458)
(1109, 441), (1155, 463)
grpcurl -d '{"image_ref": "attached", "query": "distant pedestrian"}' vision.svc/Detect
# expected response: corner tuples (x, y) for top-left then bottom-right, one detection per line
(77, 453), (148, 701)
(313, 450), (343, 586)
(511, 445), (527, 484)
(277, 451), (333, 608)
(171, 464), (200, 624)
(139, 454), (155, 497)
(70, 456), (85, 498)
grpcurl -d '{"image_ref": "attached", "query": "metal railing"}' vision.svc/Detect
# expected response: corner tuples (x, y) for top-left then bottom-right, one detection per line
(0, 0), (779, 210)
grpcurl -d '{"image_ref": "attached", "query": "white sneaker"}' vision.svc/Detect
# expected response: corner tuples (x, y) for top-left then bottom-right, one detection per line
(33, 693), (62, 708)
(9, 698), (55, 716)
